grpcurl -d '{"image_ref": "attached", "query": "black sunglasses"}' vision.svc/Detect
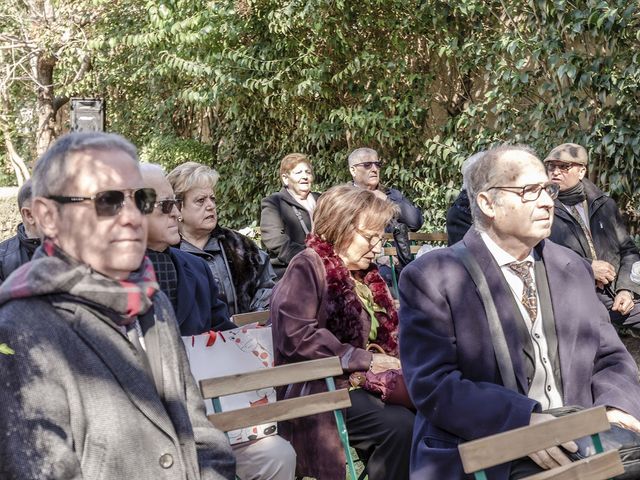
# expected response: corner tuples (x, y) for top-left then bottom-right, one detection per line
(353, 161), (382, 170)
(47, 188), (157, 217)
(155, 198), (183, 214)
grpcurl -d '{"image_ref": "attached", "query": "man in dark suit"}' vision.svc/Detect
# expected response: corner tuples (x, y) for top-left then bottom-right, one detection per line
(141, 164), (234, 335)
(142, 164), (297, 480)
(399, 144), (640, 480)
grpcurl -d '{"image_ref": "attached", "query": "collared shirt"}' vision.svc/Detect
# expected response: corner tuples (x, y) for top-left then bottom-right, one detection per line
(480, 232), (563, 409)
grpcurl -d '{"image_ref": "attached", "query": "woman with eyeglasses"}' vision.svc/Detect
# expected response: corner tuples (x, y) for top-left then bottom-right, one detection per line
(270, 184), (414, 480)
(260, 153), (320, 278)
(167, 162), (277, 317)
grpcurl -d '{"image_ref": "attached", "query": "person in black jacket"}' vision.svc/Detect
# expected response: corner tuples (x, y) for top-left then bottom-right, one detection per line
(0, 179), (41, 282)
(446, 152), (485, 245)
(545, 143), (640, 327)
(260, 153), (321, 278)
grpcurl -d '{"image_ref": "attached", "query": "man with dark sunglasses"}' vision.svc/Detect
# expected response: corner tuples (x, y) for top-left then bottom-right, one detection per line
(348, 148), (424, 282)
(0, 132), (235, 479)
(544, 143), (640, 330)
(141, 163), (235, 335)
(348, 148), (423, 232)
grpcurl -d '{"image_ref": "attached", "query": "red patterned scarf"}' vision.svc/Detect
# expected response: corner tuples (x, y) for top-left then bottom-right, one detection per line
(0, 239), (158, 325)
(306, 234), (399, 355)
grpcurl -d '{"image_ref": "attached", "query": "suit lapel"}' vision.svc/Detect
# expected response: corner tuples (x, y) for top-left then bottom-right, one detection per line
(538, 243), (578, 396)
(170, 249), (196, 327)
(54, 300), (178, 439)
(463, 232), (532, 393)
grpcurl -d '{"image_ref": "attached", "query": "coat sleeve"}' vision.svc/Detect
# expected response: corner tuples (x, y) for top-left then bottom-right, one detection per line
(203, 263), (235, 331)
(271, 252), (372, 372)
(260, 195), (306, 265)
(386, 188), (424, 232)
(398, 255), (538, 441)
(248, 248), (277, 312)
(0, 308), (84, 479)
(609, 201), (640, 295)
(161, 297), (237, 480)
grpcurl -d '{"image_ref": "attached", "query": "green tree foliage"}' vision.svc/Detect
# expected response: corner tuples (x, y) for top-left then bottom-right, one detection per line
(15, 0), (640, 231)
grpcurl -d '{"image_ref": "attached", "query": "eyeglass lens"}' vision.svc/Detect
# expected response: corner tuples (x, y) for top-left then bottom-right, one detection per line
(158, 199), (182, 214)
(94, 188), (156, 216)
(545, 162), (573, 172)
(356, 161), (382, 170)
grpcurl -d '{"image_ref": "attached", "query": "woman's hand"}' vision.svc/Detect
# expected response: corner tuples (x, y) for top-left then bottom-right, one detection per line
(370, 353), (401, 374)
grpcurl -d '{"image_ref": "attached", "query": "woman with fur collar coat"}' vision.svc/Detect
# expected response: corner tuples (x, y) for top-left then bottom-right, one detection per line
(270, 185), (414, 480)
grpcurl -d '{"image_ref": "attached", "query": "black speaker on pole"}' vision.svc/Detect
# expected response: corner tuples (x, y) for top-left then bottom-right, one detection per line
(70, 98), (105, 132)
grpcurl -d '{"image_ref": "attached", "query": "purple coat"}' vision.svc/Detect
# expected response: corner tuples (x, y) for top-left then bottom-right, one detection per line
(399, 229), (640, 480)
(270, 248), (374, 479)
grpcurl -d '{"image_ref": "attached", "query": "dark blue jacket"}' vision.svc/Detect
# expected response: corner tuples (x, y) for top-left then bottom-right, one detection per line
(168, 247), (235, 335)
(399, 230), (640, 479)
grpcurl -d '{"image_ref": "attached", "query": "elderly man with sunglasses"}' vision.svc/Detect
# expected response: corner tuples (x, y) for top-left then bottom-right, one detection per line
(399, 144), (640, 480)
(545, 143), (640, 329)
(0, 132), (235, 479)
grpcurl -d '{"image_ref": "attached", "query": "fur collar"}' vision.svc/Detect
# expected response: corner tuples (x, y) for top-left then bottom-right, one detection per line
(306, 234), (398, 355)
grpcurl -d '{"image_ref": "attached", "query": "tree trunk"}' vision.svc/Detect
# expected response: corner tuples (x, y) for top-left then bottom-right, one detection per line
(33, 54), (57, 157)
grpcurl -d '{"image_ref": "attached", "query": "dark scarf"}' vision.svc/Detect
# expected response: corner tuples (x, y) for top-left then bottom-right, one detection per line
(306, 234), (399, 355)
(558, 180), (586, 206)
(0, 239), (158, 326)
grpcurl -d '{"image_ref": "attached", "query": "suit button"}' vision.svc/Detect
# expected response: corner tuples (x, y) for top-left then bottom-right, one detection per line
(159, 453), (174, 469)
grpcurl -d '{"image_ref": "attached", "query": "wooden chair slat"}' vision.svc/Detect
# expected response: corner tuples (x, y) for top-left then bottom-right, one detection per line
(200, 357), (343, 398)
(524, 450), (624, 480)
(231, 310), (270, 327)
(459, 406), (610, 473)
(408, 231), (448, 242)
(206, 389), (351, 432)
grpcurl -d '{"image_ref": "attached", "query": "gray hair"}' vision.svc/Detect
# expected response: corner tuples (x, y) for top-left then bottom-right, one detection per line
(17, 178), (33, 209)
(348, 147), (378, 167)
(32, 132), (139, 197)
(461, 152), (485, 190)
(466, 144), (538, 232)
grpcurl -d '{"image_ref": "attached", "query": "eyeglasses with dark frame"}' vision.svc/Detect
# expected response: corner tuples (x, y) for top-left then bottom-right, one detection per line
(487, 182), (560, 202)
(354, 228), (385, 249)
(353, 161), (382, 170)
(47, 188), (157, 217)
(154, 198), (183, 214)
(544, 162), (583, 173)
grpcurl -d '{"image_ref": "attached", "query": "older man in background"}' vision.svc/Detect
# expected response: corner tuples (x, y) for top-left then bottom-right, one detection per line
(0, 132), (235, 479)
(400, 144), (640, 480)
(141, 163), (296, 480)
(0, 179), (41, 282)
(545, 143), (640, 329)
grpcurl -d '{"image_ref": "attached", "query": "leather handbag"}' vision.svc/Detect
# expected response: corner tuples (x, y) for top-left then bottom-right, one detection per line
(349, 344), (414, 410)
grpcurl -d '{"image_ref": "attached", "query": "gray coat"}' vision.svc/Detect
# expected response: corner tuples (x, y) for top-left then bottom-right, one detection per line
(0, 293), (235, 480)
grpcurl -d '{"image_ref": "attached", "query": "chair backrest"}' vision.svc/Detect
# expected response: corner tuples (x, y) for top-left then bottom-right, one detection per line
(457, 406), (624, 480)
(231, 310), (270, 327)
(200, 356), (359, 478)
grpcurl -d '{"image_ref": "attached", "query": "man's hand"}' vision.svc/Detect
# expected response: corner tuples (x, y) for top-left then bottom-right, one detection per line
(612, 290), (635, 315)
(591, 260), (616, 285)
(370, 353), (400, 374)
(527, 413), (578, 470)
(607, 408), (640, 433)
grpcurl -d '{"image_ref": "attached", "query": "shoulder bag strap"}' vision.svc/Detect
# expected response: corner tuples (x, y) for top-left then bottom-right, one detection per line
(292, 205), (310, 235)
(451, 243), (518, 392)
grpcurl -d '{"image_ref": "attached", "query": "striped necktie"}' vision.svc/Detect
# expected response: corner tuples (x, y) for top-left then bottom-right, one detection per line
(569, 205), (597, 260)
